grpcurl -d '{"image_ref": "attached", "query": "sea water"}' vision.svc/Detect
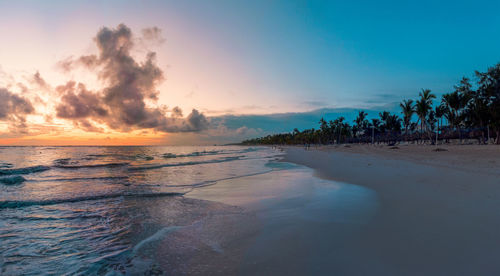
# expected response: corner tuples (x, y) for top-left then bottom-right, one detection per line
(0, 146), (279, 275)
(0, 146), (378, 275)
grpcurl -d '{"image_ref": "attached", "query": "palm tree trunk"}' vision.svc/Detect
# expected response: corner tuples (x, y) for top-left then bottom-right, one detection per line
(487, 125), (490, 144)
(458, 125), (462, 144)
(436, 120), (439, 145)
(419, 117), (423, 144)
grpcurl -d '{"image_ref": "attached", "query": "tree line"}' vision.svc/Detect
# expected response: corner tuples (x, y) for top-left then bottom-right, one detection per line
(242, 62), (500, 145)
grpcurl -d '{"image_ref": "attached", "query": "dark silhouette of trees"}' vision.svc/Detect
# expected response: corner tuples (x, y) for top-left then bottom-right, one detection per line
(353, 111), (369, 138)
(415, 89), (436, 140)
(476, 63), (500, 144)
(242, 62), (500, 145)
(400, 99), (414, 141)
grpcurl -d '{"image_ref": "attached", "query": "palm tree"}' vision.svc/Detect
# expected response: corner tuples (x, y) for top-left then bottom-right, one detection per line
(442, 89), (469, 142)
(462, 75), (492, 144)
(329, 117), (347, 144)
(434, 105), (446, 144)
(475, 64), (500, 144)
(420, 88), (436, 102)
(319, 118), (329, 143)
(369, 118), (381, 144)
(379, 111), (390, 133)
(415, 89), (435, 141)
(443, 78), (474, 143)
(354, 111), (368, 138)
(400, 99), (414, 140)
(243, 62), (500, 146)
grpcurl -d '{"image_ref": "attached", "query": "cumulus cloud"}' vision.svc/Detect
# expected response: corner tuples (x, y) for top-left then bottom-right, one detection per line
(33, 71), (49, 90)
(55, 24), (208, 133)
(56, 82), (107, 119)
(141, 27), (165, 44)
(0, 87), (34, 127)
(171, 106), (183, 117)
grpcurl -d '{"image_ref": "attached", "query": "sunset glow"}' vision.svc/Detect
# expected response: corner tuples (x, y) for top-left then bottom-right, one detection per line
(1, 1), (500, 145)
(1, 1), (500, 275)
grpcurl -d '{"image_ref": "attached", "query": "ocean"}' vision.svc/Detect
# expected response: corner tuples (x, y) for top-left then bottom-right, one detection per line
(0, 146), (282, 274)
(0, 145), (378, 275)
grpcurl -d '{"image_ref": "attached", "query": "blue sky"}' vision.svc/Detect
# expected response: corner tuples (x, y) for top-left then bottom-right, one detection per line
(163, 0), (500, 106)
(1, 0), (500, 144)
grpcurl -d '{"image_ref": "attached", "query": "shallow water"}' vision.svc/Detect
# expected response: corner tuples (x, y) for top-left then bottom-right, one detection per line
(0, 146), (278, 275)
(186, 163), (379, 275)
(0, 146), (378, 275)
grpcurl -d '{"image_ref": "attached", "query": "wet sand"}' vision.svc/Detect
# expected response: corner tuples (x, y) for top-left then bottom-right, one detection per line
(185, 163), (378, 275)
(282, 144), (500, 275)
(142, 144), (500, 275)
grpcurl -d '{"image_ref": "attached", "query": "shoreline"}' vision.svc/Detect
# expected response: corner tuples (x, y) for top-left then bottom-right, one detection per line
(279, 143), (500, 177)
(282, 144), (500, 275)
(184, 160), (379, 275)
(85, 144), (500, 275)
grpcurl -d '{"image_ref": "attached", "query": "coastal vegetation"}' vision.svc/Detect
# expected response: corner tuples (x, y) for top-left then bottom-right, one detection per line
(243, 63), (500, 145)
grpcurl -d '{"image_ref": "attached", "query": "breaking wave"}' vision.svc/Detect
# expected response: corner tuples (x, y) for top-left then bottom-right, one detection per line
(162, 150), (222, 159)
(167, 169), (274, 188)
(161, 148), (260, 159)
(85, 153), (154, 161)
(0, 165), (51, 175)
(129, 156), (242, 171)
(0, 175), (26, 185)
(34, 176), (129, 182)
(54, 162), (130, 169)
(0, 162), (13, 168)
(0, 192), (184, 209)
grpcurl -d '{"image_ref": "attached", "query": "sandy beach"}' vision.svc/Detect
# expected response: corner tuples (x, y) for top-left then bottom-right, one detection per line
(282, 144), (500, 275)
(4, 145), (497, 274)
(185, 144), (500, 275)
(185, 161), (379, 275)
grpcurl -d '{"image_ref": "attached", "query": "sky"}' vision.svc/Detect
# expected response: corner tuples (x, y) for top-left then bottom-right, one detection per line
(1, 0), (499, 145)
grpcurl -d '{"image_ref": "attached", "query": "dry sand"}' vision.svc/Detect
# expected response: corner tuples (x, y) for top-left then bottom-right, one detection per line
(283, 144), (500, 275)
(313, 143), (499, 176)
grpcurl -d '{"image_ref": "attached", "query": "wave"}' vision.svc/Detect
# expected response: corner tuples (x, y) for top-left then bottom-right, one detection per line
(53, 158), (71, 165)
(0, 175), (26, 185)
(161, 148), (260, 159)
(134, 154), (154, 161)
(86, 154), (117, 158)
(235, 147), (260, 153)
(0, 165), (51, 175)
(0, 162), (13, 168)
(34, 176), (129, 182)
(168, 169), (273, 188)
(129, 156), (242, 171)
(162, 150), (222, 159)
(3, 214), (105, 221)
(162, 153), (177, 158)
(0, 192), (184, 209)
(132, 226), (183, 254)
(54, 162), (129, 169)
(85, 153), (154, 161)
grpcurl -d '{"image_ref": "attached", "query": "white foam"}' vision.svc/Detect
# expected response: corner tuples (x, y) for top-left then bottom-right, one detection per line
(132, 226), (183, 254)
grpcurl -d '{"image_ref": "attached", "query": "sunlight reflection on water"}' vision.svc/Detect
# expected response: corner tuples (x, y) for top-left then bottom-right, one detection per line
(0, 146), (276, 274)
(0, 146), (378, 275)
